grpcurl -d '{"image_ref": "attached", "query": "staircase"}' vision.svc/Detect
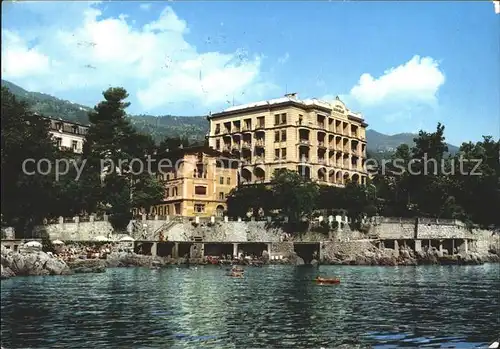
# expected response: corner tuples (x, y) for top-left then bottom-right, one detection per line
(153, 220), (179, 240)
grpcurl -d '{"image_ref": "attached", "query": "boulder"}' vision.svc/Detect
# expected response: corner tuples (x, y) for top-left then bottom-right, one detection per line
(1, 264), (15, 279)
(1, 245), (71, 277)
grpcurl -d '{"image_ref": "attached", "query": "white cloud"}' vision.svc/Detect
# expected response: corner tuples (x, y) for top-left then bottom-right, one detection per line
(1, 3), (276, 113)
(139, 3), (152, 11)
(1, 30), (51, 78)
(349, 55), (445, 107)
(494, 0), (500, 14)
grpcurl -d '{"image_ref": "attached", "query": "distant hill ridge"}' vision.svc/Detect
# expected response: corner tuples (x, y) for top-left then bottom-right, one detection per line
(1, 79), (458, 153)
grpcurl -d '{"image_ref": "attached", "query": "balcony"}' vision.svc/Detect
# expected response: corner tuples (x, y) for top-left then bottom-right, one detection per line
(299, 139), (310, 146)
(232, 127), (241, 133)
(242, 124), (252, 132)
(215, 128), (221, 135)
(318, 141), (326, 149)
(299, 156), (310, 163)
(254, 156), (265, 164)
(223, 145), (231, 152)
(317, 122), (325, 128)
(223, 128), (230, 134)
(242, 142), (251, 149)
(255, 139), (265, 147)
(255, 123), (265, 130)
(318, 158), (327, 165)
(232, 144), (241, 151)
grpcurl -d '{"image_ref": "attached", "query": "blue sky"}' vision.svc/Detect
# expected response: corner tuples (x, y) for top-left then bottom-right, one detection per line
(1, 1), (499, 146)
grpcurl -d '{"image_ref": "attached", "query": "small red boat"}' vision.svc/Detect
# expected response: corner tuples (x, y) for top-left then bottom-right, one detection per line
(315, 276), (340, 285)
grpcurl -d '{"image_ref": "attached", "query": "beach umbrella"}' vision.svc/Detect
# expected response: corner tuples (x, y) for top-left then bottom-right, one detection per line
(92, 235), (108, 242)
(25, 241), (42, 248)
(119, 236), (135, 242)
(52, 240), (64, 245)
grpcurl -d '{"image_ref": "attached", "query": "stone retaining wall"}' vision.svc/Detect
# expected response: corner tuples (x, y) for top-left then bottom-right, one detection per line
(26, 217), (499, 252)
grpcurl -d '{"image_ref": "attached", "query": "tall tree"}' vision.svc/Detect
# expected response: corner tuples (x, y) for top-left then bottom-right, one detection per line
(271, 169), (319, 223)
(81, 87), (164, 230)
(0, 87), (58, 236)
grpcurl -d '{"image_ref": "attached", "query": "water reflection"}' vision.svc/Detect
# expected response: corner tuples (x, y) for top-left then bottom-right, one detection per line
(1, 265), (499, 348)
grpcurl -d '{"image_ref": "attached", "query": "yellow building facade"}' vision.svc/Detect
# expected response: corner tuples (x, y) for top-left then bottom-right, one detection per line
(150, 146), (240, 217)
(207, 93), (369, 186)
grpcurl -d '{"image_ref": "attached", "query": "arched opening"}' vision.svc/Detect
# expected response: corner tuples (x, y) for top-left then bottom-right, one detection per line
(241, 168), (252, 184)
(328, 169), (336, 183)
(343, 172), (350, 185)
(317, 167), (327, 182)
(352, 173), (360, 184)
(254, 167), (266, 182)
(336, 171), (342, 184)
(216, 205), (225, 217)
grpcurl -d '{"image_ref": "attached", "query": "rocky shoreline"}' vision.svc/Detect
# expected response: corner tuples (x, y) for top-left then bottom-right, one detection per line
(2, 245), (499, 280)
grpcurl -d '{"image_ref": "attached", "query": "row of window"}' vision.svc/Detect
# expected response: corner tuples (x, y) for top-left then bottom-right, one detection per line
(219, 176), (231, 185)
(193, 186), (227, 200)
(215, 113), (361, 134)
(51, 122), (87, 135)
(54, 137), (80, 151)
(165, 187), (179, 197)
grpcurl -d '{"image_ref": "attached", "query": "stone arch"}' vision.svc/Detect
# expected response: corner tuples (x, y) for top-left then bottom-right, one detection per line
(336, 171), (342, 183)
(216, 205), (225, 217)
(241, 167), (252, 183)
(343, 172), (350, 184)
(254, 166), (266, 182)
(351, 173), (360, 185)
(328, 169), (336, 183)
(317, 167), (327, 182)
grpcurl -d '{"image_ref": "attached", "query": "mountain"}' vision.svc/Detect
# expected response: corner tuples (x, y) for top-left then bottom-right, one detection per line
(1, 80), (92, 125)
(1, 79), (459, 153)
(366, 129), (459, 155)
(1, 80), (207, 144)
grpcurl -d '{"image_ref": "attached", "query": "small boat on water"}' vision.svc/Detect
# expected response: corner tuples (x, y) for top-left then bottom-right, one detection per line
(229, 266), (244, 273)
(315, 276), (340, 285)
(228, 272), (244, 278)
(227, 266), (244, 277)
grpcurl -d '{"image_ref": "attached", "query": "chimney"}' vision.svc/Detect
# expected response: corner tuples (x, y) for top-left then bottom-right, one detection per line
(285, 92), (298, 99)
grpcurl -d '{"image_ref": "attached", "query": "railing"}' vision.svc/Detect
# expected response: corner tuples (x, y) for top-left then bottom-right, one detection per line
(255, 140), (265, 147)
(299, 139), (310, 145)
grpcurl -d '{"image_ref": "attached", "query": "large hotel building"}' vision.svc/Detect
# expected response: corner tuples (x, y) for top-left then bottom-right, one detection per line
(207, 93), (368, 187)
